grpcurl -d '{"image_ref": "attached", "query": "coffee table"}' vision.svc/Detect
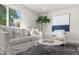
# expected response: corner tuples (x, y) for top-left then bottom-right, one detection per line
(37, 39), (63, 54)
(37, 39), (63, 46)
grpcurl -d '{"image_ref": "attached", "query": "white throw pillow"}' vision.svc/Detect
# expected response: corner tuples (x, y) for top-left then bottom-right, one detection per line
(13, 28), (23, 38)
(22, 29), (30, 36)
(30, 29), (39, 36)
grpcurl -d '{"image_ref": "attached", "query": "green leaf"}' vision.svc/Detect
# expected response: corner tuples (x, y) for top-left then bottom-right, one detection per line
(36, 16), (50, 24)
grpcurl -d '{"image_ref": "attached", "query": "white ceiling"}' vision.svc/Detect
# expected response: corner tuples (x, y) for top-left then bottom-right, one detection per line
(25, 4), (79, 14)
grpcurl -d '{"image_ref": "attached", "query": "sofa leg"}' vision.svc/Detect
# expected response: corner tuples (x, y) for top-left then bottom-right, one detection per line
(75, 47), (79, 54)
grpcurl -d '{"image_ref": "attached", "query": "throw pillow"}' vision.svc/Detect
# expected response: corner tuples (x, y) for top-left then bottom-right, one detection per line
(22, 29), (30, 36)
(13, 28), (23, 38)
(30, 29), (39, 36)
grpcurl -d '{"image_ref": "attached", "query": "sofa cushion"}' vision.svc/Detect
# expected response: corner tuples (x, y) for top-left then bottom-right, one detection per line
(10, 36), (31, 46)
(10, 36), (38, 46)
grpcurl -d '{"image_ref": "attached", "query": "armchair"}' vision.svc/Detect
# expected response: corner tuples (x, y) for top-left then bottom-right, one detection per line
(52, 30), (66, 44)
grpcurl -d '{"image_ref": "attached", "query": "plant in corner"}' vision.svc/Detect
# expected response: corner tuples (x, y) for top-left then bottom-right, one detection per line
(36, 16), (50, 31)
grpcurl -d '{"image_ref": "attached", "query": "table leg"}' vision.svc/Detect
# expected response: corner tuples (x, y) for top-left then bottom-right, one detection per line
(37, 42), (39, 47)
(57, 45), (59, 55)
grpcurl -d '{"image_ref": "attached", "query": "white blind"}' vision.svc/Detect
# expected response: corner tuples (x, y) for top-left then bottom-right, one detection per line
(52, 14), (69, 26)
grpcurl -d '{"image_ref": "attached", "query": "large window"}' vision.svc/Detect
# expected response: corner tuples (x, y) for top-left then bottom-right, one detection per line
(0, 5), (6, 25)
(9, 8), (21, 27)
(52, 14), (70, 32)
(0, 4), (21, 27)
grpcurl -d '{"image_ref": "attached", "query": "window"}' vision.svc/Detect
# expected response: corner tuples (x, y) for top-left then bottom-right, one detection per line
(52, 14), (70, 32)
(0, 4), (21, 27)
(0, 5), (6, 25)
(9, 8), (21, 27)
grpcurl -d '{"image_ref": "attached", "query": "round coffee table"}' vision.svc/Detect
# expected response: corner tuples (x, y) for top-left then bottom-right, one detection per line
(37, 39), (63, 54)
(37, 39), (63, 46)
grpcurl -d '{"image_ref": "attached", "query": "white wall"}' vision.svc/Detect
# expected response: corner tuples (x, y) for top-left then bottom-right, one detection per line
(42, 7), (79, 44)
(5, 4), (39, 29)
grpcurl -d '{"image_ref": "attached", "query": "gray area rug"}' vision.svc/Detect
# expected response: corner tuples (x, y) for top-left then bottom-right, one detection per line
(17, 45), (79, 55)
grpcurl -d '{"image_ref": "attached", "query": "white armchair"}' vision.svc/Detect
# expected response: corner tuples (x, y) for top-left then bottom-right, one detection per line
(52, 30), (66, 44)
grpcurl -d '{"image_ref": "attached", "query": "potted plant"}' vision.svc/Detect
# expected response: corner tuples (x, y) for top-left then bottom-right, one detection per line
(36, 16), (50, 31)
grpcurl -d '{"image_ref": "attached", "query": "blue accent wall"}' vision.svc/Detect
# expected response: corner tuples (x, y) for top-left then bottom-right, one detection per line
(52, 25), (69, 32)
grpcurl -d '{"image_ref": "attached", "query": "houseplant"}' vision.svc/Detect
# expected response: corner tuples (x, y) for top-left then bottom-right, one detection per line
(36, 16), (50, 31)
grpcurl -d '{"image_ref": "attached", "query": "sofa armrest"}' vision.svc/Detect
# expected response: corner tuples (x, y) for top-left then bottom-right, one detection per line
(32, 35), (42, 39)
(0, 32), (9, 52)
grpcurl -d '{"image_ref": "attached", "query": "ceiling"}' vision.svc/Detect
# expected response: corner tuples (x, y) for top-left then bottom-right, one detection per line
(25, 4), (79, 14)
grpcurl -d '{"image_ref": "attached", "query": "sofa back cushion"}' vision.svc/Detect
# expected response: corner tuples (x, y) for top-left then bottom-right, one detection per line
(12, 28), (24, 38)
(0, 25), (14, 39)
(0, 25), (40, 39)
(54, 30), (65, 37)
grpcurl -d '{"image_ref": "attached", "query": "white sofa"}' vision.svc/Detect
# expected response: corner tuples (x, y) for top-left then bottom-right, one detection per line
(0, 25), (42, 55)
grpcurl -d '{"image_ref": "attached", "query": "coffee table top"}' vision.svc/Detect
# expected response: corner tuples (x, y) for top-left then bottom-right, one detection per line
(38, 39), (63, 46)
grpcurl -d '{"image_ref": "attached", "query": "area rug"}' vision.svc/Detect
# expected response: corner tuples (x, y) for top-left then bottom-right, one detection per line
(17, 45), (79, 55)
